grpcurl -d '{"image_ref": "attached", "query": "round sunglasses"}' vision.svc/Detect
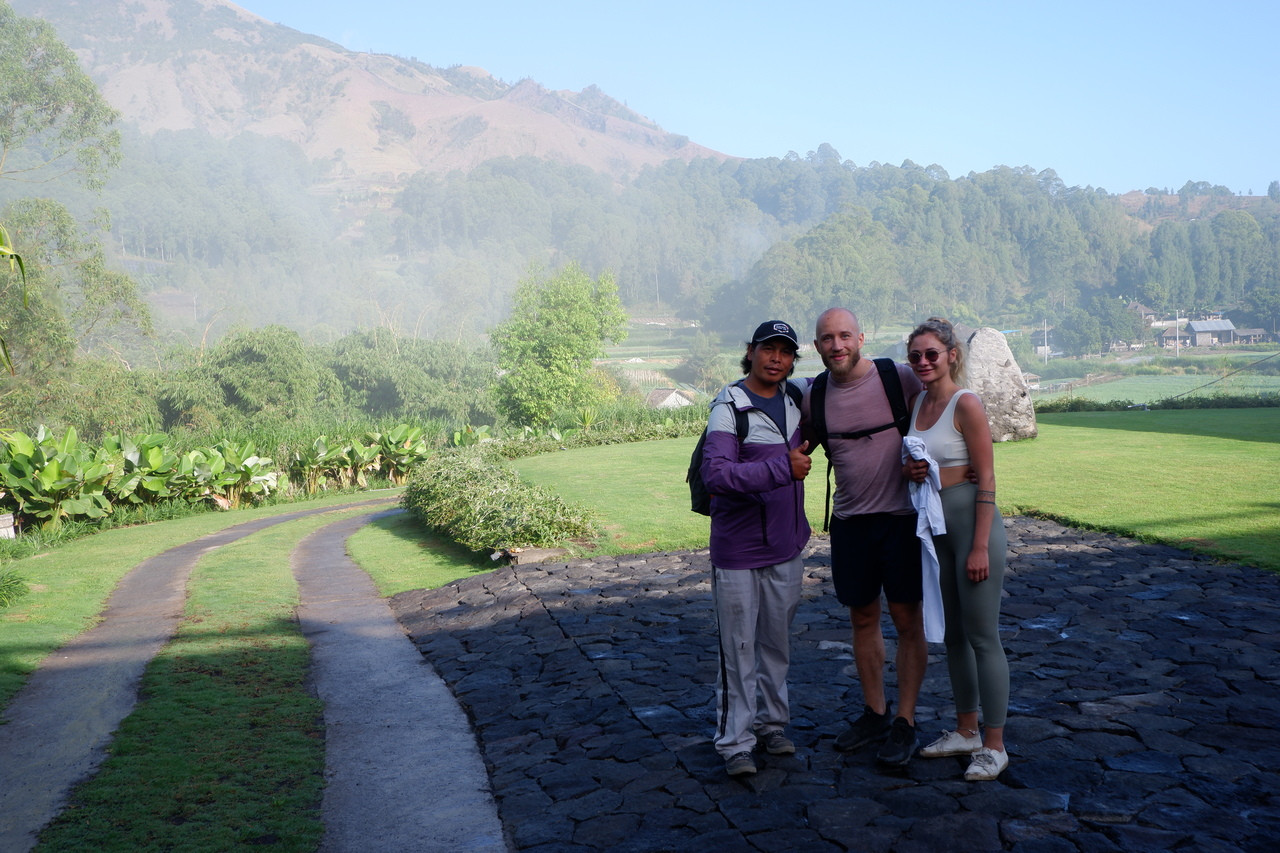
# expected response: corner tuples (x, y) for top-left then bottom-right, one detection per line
(907, 348), (945, 364)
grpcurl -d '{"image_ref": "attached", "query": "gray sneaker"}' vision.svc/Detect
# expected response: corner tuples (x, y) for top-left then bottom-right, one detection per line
(758, 730), (796, 755)
(834, 703), (892, 752)
(725, 751), (757, 776)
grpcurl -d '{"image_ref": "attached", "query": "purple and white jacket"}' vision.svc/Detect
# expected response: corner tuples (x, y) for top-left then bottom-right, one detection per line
(700, 379), (811, 571)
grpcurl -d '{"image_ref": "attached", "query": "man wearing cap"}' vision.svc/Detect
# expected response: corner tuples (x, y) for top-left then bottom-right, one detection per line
(701, 320), (812, 777)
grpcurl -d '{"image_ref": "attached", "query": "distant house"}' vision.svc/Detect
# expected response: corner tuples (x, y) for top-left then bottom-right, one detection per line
(1233, 328), (1268, 344)
(645, 388), (698, 409)
(1187, 319), (1236, 346)
(1127, 301), (1158, 323)
(1022, 373), (1041, 390)
(1157, 326), (1190, 348)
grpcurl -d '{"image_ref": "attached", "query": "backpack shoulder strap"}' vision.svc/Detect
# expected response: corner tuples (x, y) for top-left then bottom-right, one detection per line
(809, 370), (830, 451)
(873, 358), (911, 436)
(726, 380), (750, 441)
(783, 380), (803, 409)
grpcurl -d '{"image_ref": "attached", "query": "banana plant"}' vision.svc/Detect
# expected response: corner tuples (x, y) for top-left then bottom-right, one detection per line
(289, 436), (348, 495)
(338, 439), (379, 489)
(169, 448), (220, 504)
(365, 425), (430, 485)
(0, 426), (113, 529)
(210, 439), (278, 509)
(450, 424), (492, 447)
(101, 433), (178, 505)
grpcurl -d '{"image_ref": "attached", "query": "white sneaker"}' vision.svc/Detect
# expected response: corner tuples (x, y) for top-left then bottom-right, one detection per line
(964, 747), (1008, 781)
(918, 730), (982, 758)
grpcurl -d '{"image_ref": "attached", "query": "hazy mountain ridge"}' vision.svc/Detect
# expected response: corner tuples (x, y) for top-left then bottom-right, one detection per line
(7, 0), (1276, 353)
(12, 0), (725, 186)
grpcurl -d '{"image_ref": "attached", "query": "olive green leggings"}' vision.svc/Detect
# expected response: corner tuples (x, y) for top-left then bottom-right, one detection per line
(935, 481), (1009, 728)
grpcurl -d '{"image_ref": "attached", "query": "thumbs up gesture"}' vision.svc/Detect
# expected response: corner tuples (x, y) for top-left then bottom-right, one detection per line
(790, 441), (812, 480)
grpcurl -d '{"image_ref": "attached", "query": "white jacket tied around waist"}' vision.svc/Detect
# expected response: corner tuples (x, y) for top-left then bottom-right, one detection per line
(902, 436), (945, 643)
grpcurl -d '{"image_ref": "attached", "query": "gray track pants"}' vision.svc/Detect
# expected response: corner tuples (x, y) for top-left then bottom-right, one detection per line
(712, 555), (804, 757)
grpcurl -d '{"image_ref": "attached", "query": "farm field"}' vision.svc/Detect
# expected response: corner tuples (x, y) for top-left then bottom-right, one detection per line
(1033, 372), (1280, 404)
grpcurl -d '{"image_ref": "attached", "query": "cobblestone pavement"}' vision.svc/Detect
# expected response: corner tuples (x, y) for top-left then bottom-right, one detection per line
(391, 516), (1280, 852)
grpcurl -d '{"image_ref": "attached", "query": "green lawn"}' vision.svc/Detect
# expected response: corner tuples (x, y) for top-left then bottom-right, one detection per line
(997, 409), (1279, 570)
(516, 408), (1280, 572)
(33, 509), (380, 852)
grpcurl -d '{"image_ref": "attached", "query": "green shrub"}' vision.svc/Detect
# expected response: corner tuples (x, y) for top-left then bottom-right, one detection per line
(401, 448), (598, 551)
(1034, 392), (1280, 413)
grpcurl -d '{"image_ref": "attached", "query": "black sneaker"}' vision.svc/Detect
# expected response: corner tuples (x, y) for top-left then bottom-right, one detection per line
(876, 717), (917, 766)
(834, 703), (893, 752)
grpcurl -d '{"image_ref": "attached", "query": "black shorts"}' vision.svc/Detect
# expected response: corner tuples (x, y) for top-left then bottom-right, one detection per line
(829, 512), (922, 608)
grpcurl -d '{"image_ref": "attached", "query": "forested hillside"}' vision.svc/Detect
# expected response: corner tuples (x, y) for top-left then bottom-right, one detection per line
(5, 0), (1278, 349)
(2, 0), (1279, 440)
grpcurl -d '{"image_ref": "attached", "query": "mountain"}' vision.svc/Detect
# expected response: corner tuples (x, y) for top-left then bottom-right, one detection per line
(9, 0), (1278, 351)
(11, 0), (727, 189)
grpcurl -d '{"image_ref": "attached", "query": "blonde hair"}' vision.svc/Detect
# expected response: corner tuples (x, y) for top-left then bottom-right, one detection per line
(908, 317), (965, 384)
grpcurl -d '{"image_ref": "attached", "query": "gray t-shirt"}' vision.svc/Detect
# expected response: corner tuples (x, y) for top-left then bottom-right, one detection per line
(803, 362), (922, 518)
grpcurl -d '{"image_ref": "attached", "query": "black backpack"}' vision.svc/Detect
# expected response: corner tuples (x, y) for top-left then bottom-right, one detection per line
(687, 380), (803, 515)
(807, 358), (910, 530)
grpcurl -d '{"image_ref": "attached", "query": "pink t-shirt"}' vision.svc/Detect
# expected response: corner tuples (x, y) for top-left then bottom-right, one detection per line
(803, 362), (922, 518)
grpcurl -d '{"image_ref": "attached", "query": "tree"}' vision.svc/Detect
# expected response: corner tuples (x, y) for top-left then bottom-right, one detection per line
(325, 328), (498, 426)
(673, 330), (735, 394)
(158, 326), (340, 432)
(0, 2), (145, 404)
(1269, 181), (1280, 203)
(1056, 308), (1102, 357)
(0, 2), (121, 189)
(0, 222), (27, 373)
(490, 263), (628, 426)
(1089, 295), (1142, 349)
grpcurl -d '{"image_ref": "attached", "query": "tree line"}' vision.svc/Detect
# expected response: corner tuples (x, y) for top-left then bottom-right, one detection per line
(3, 0), (1280, 439)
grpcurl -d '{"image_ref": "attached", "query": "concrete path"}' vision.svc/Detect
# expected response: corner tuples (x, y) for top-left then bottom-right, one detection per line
(391, 516), (1280, 852)
(0, 498), (506, 853)
(293, 510), (506, 852)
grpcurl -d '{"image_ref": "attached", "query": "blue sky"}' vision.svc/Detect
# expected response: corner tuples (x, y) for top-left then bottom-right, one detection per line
(243, 0), (1278, 196)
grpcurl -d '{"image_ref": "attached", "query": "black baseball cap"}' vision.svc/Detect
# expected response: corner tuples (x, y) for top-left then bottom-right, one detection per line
(750, 320), (799, 349)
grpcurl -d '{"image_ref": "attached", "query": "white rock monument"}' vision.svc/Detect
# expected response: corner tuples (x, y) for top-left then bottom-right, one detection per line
(957, 325), (1037, 441)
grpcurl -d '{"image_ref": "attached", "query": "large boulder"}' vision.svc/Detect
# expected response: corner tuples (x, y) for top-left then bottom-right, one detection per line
(878, 326), (1037, 441)
(960, 326), (1037, 441)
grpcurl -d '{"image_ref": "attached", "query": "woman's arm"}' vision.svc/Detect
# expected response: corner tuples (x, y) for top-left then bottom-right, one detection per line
(903, 390), (928, 482)
(956, 391), (996, 582)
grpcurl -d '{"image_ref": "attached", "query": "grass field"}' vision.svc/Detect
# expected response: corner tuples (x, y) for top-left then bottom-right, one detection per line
(0, 492), (400, 709)
(515, 407), (1280, 572)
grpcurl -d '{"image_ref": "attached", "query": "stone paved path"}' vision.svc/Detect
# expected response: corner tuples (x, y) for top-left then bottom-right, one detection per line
(391, 516), (1280, 852)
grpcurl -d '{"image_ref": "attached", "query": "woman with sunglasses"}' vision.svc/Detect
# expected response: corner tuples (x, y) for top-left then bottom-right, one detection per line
(904, 317), (1010, 781)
